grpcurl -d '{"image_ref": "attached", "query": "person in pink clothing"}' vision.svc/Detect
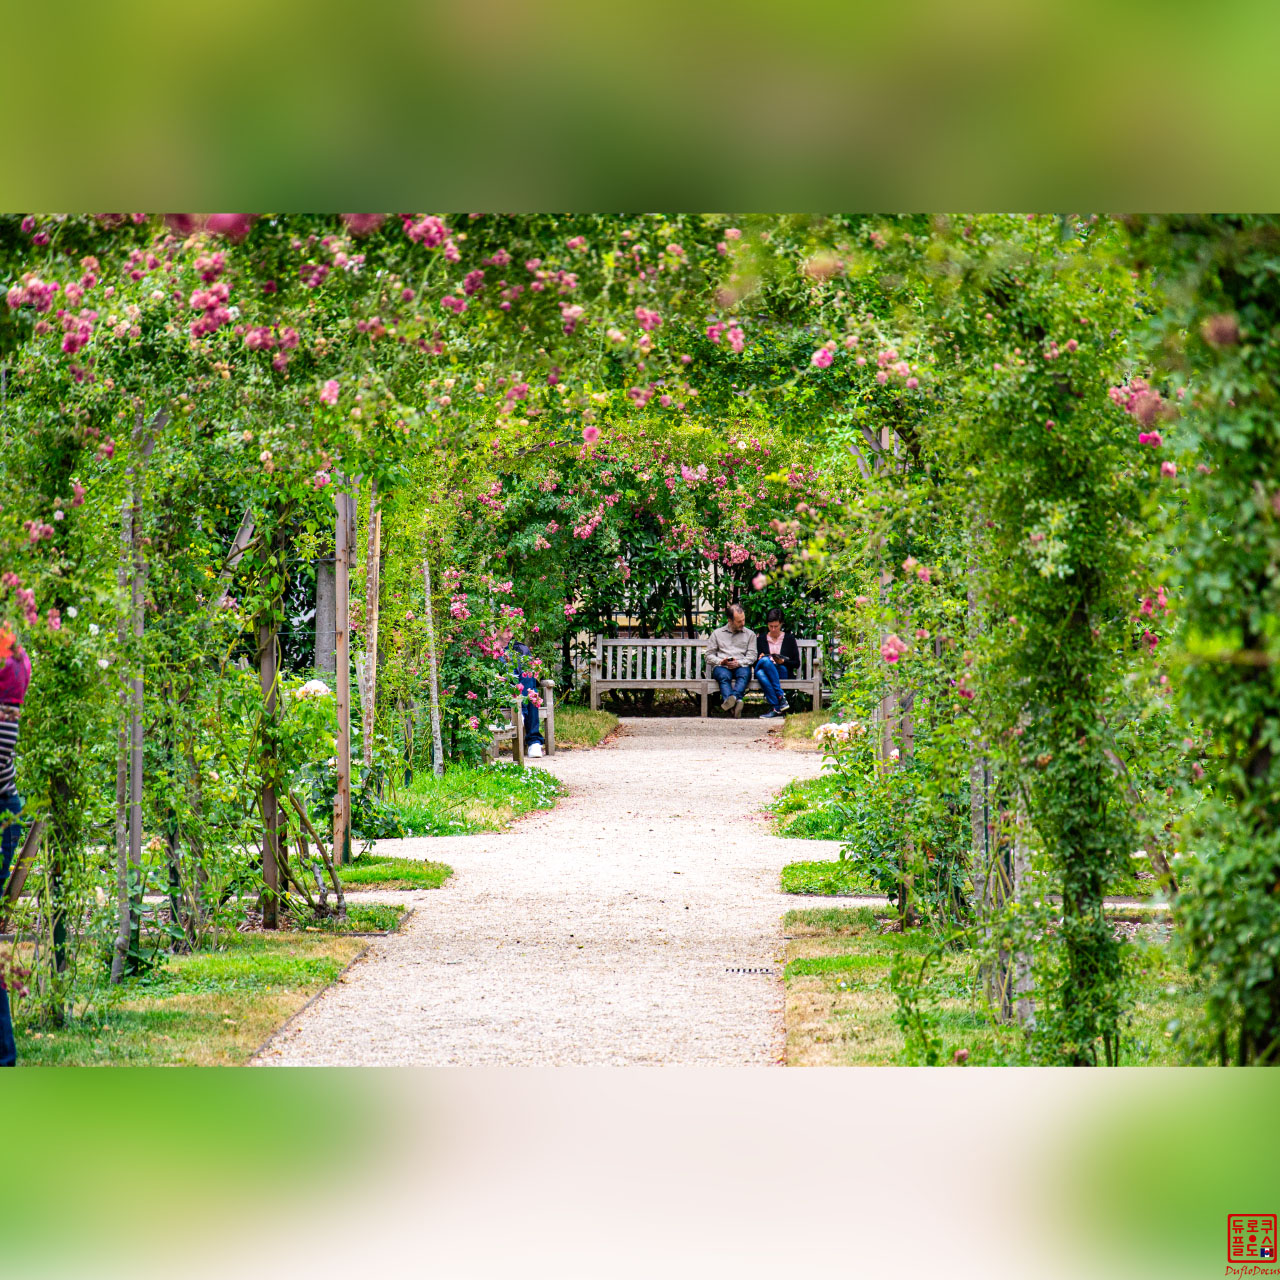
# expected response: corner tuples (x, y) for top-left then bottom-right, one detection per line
(0, 640), (31, 879)
(0, 639), (31, 1069)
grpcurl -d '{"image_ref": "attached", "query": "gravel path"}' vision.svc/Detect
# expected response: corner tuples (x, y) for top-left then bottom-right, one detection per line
(256, 717), (838, 1066)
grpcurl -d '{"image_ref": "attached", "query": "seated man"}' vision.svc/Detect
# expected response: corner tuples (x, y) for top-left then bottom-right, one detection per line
(754, 607), (801, 719)
(704, 603), (757, 712)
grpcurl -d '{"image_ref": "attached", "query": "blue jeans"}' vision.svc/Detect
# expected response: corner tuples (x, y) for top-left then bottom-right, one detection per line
(517, 674), (543, 746)
(0, 792), (22, 886)
(0, 794), (18, 1068)
(754, 657), (791, 710)
(712, 664), (751, 703)
(0, 984), (13, 1067)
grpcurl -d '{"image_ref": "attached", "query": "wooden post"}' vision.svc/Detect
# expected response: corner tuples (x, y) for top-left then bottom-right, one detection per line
(334, 484), (352, 866)
(362, 483), (382, 769)
(423, 558), (445, 777)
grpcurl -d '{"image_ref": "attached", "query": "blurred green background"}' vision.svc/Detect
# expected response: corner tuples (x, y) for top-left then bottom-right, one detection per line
(1056, 1072), (1280, 1279)
(6, 1069), (1277, 1279)
(5, 0), (1280, 208)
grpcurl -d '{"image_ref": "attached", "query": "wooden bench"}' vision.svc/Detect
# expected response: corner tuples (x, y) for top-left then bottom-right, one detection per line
(589, 638), (822, 716)
(487, 679), (557, 766)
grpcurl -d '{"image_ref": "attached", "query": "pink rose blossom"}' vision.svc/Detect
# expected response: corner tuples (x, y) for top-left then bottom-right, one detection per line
(320, 379), (340, 405)
(880, 634), (908, 664)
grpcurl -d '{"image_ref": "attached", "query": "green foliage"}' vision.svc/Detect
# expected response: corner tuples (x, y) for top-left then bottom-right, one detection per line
(1128, 216), (1280, 1062)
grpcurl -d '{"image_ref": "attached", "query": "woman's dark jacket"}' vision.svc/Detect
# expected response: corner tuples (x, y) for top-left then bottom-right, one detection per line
(755, 630), (800, 673)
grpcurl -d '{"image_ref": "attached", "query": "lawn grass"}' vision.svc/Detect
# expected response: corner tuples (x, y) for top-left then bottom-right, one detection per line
(770, 772), (844, 839)
(554, 706), (620, 748)
(11, 929), (369, 1066)
(769, 710), (827, 751)
(337, 854), (453, 892)
(782, 907), (1198, 1066)
(392, 761), (565, 835)
(781, 858), (883, 896)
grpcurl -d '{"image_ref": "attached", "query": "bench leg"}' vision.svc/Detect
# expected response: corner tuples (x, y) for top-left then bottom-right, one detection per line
(513, 700), (525, 768)
(700, 686), (708, 717)
(590, 677), (599, 712)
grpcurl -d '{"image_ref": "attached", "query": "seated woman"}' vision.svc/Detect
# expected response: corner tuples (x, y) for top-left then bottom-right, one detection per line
(754, 608), (800, 719)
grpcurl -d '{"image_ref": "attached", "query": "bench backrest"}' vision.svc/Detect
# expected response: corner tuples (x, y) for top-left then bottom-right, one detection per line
(594, 636), (820, 683)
